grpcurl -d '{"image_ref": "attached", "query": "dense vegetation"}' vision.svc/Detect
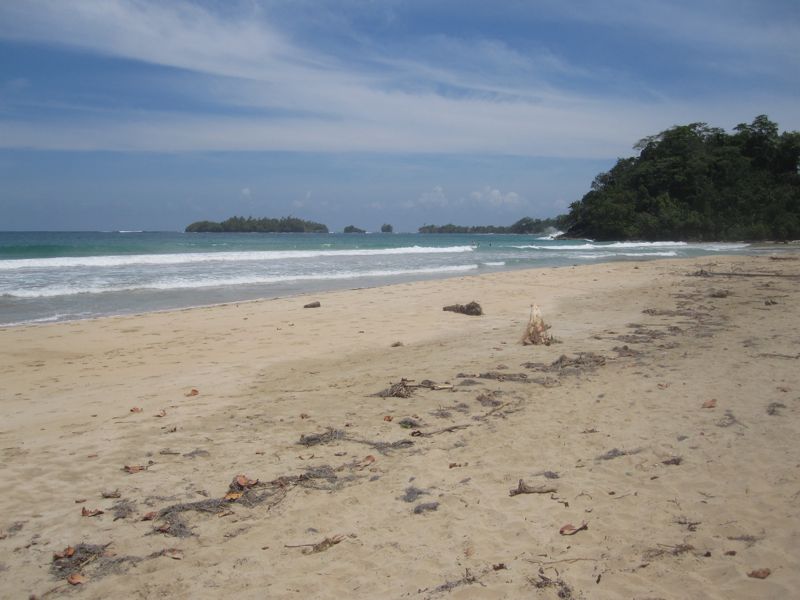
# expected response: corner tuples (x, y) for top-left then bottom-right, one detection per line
(381, 223), (394, 233)
(562, 115), (800, 241)
(343, 225), (366, 233)
(419, 217), (563, 235)
(185, 216), (328, 233)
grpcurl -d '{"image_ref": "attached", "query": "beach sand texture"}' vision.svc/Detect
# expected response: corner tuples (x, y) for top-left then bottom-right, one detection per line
(1, 254), (799, 599)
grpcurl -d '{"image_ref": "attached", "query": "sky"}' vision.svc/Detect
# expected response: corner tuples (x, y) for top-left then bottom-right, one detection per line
(0, 0), (798, 232)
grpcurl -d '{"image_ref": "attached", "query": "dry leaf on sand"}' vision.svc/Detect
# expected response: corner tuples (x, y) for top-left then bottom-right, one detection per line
(702, 399), (717, 409)
(748, 568), (771, 579)
(81, 507), (104, 517)
(185, 389), (199, 397)
(559, 522), (588, 536)
(67, 573), (86, 585)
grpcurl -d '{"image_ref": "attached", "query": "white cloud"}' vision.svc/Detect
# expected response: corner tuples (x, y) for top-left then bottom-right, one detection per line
(470, 187), (523, 207)
(414, 186), (449, 208)
(0, 1), (796, 156)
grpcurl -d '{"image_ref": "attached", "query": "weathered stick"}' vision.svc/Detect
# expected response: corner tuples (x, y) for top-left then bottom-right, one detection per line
(509, 479), (558, 496)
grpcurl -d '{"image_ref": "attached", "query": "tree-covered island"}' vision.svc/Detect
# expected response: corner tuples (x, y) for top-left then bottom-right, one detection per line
(185, 216), (328, 233)
(561, 115), (800, 241)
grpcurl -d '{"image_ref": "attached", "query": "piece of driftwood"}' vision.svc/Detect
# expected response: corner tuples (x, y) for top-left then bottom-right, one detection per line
(443, 301), (483, 316)
(303, 301), (321, 308)
(509, 479), (557, 496)
(521, 304), (552, 345)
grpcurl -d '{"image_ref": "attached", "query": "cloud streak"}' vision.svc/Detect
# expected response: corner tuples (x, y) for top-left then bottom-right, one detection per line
(0, 0), (797, 157)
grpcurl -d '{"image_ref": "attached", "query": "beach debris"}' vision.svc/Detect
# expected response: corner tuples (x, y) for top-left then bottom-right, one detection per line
(509, 479), (558, 496)
(398, 417), (420, 429)
(53, 546), (76, 560)
(182, 448), (210, 459)
(230, 474), (259, 490)
(596, 447), (641, 461)
(376, 379), (415, 398)
(154, 409), (167, 418)
(390, 341), (404, 347)
(709, 289), (731, 298)
(411, 424), (470, 437)
(285, 534), (349, 554)
(130, 407), (143, 413)
(443, 301), (483, 316)
(662, 456), (683, 466)
(716, 410), (744, 428)
(162, 548), (184, 560)
(414, 502), (439, 514)
(521, 304), (552, 345)
(748, 568), (771, 579)
(383, 415), (393, 421)
(101, 489), (120, 499)
(303, 301), (321, 308)
(559, 522), (588, 536)
(675, 516), (701, 532)
(524, 352), (606, 375)
(51, 543), (111, 579)
(111, 499), (136, 521)
(476, 391), (502, 407)
(81, 507), (104, 517)
(185, 389), (199, 397)
(529, 574), (575, 598)
(67, 573), (86, 585)
(400, 486), (429, 503)
(764, 299), (778, 306)
(767, 402), (786, 415)
(142, 511), (158, 521)
(298, 428), (345, 446)
(642, 543), (694, 562)
(122, 464), (147, 474)
(702, 399), (717, 409)
(355, 455), (376, 470)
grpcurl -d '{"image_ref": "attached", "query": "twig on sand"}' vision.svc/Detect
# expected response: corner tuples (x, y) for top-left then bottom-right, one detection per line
(285, 534), (346, 554)
(411, 424), (471, 437)
(509, 479), (558, 496)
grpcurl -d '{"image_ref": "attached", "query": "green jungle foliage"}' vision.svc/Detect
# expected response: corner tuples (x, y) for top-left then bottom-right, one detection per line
(381, 223), (394, 233)
(419, 216), (564, 234)
(343, 225), (366, 233)
(563, 115), (800, 241)
(186, 216), (329, 233)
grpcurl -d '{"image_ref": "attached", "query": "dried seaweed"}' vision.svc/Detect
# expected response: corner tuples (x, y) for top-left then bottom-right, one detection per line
(111, 499), (136, 521)
(375, 379), (415, 398)
(596, 447), (642, 461)
(767, 402), (786, 416)
(413, 502), (439, 514)
(509, 479), (557, 496)
(443, 301), (483, 316)
(298, 428), (346, 446)
(51, 543), (111, 578)
(400, 486), (429, 503)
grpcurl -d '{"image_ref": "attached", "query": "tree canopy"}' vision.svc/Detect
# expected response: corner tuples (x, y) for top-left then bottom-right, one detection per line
(419, 217), (563, 234)
(185, 216), (328, 233)
(562, 115), (800, 241)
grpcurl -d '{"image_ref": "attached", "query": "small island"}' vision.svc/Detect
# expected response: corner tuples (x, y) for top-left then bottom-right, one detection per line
(343, 225), (366, 233)
(381, 224), (393, 233)
(185, 216), (328, 233)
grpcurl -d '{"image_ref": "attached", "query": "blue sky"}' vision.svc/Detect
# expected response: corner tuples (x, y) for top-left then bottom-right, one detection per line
(1, 0), (798, 232)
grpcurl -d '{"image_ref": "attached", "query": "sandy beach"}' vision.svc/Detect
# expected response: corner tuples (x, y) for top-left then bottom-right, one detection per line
(1, 254), (799, 599)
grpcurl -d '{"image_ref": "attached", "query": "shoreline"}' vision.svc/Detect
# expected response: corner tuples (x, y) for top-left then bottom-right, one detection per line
(1, 254), (799, 598)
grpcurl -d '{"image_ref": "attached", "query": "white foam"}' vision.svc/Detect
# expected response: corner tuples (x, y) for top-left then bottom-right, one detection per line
(2, 264), (480, 298)
(0, 245), (475, 270)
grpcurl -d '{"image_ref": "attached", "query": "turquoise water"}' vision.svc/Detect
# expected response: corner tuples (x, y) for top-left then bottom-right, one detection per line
(0, 231), (753, 326)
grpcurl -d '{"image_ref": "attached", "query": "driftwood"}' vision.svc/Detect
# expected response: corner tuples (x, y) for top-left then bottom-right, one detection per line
(443, 301), (483, 316)
(509, 479), (558, 496)
(521, 304), (552, 345)
(303, 301), (321, 308)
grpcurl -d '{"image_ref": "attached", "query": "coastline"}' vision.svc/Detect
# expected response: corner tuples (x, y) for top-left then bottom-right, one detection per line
(1, 254), (799, 598)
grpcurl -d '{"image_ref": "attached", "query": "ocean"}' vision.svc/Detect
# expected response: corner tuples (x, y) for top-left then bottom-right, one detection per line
(0, 231), (755, 327)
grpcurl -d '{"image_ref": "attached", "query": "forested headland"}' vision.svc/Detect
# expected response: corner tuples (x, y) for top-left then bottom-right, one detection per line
(561, 115), (800, 241)
(419, 217), (563, 235)
(185, 216), (328, 233)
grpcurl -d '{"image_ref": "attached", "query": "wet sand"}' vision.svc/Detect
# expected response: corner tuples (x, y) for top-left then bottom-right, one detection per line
(1, 254), (799, 599)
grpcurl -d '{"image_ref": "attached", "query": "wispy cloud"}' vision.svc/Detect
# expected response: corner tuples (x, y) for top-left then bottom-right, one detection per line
(0, 0), (797, 157)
